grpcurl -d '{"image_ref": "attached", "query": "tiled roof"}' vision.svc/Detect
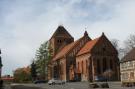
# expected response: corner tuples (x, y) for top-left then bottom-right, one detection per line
(52, 37), (83, 61)
(121, 47), (135, 63)
(77, 37), (100, 56)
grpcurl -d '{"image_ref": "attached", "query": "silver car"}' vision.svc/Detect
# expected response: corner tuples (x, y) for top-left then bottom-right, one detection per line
(48, 78), (65, 85)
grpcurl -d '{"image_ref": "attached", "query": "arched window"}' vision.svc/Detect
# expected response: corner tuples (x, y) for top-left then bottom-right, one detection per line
(97, 59), (101, 74)
(86, 60), (87, 73)
(103, 58), (107, 72)
(60, 63), (63, 74)
(82, 61), (83, 74)
(57, 40), (62, 43)
(110, 59), (113, 70)
(78, 62), (79, 71)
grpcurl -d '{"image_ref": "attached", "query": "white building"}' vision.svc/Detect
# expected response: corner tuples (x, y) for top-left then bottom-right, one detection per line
(120, 48), (135, 83)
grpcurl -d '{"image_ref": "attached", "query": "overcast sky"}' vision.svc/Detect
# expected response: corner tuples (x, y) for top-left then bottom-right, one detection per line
(0, 0), (135, 75)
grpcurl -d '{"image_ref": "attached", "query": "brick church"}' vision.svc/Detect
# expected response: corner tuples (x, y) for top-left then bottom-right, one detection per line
(48, 25), (120, 81)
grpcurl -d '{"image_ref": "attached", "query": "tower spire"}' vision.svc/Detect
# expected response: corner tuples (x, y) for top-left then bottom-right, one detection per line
(84, 30), (88, 36)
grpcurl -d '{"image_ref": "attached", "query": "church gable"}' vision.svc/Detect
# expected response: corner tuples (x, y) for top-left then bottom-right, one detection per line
(91, 33), (118, 56)
(49, 25), (74, 56)
(51, 25), (73, 39)
(77, 33), (118, 56)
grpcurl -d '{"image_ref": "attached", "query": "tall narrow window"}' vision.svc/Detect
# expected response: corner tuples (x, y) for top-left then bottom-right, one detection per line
(82, 61), (83, 74)
(103, 58), (107, 72)
(60, 63), (63, 74)
(97, 59), (101, 74)
(86, 60), (87, 73)
(110, 59), (113, 70)
(78, 62), (79, 72)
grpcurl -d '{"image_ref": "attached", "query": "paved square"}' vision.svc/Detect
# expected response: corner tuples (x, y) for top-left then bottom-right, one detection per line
(14, 82), (134, 89)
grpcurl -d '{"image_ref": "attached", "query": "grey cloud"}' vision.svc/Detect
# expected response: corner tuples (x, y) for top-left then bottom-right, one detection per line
(0, 0), (135, 75)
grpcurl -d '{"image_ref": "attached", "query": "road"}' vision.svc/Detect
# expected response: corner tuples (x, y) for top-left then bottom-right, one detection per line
(3, 82), (135, 89)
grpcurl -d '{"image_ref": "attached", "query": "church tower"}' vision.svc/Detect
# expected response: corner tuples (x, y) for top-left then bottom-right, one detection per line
(49, 25), (74, 56)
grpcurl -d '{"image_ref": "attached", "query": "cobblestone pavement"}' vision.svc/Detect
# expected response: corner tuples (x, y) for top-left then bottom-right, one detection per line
(3, 84), (41, 89)
(7, 82), (135, 89)
(35, 82), (135, 89)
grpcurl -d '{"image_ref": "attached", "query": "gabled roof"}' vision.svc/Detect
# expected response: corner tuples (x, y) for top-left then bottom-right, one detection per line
(121, 47), (135, 63)
(77, 32), (118, 56)
(77, 37), (100, 56)
(50, 25), (73, 40)
(52, 37), (83, 61)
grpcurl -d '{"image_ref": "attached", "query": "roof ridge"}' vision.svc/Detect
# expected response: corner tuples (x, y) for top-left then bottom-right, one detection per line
(50, 25), (73, 40)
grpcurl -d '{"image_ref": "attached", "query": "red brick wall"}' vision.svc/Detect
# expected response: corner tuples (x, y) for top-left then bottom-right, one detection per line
(76, 53), (91, 81)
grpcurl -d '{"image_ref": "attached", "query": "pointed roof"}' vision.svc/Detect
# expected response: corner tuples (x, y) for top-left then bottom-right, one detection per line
(121, 47), (135, 63)
(77, 32), (117, 56)
(52, 37), (83, 61)
(77, 37), (100, 56)
(84, 30), (88, 36)
(50, 25), (73, 39)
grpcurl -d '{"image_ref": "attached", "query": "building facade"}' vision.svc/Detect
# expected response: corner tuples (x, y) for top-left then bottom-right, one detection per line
(48, 25), (120, 81)
(120, 48), (135, 83)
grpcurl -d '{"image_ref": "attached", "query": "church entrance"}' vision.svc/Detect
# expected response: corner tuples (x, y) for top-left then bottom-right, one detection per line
(76, 73), (81, 81)
(53, 66), (59, 79)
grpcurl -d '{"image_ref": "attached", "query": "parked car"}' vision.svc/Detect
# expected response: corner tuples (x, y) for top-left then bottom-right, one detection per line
(34, 80), (48, 84)
(94, 76), (107, 82)
(48, 78), (65, 85)
(48, 79), (55, 85)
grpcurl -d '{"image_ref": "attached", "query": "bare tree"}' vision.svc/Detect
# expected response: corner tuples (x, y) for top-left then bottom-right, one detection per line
(111, 39), (119, 51)
(124, 34), (135, 53)
(118, 48), (127, 59)
(111, 34), (135, 59)
(111, 39), (124, 59)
